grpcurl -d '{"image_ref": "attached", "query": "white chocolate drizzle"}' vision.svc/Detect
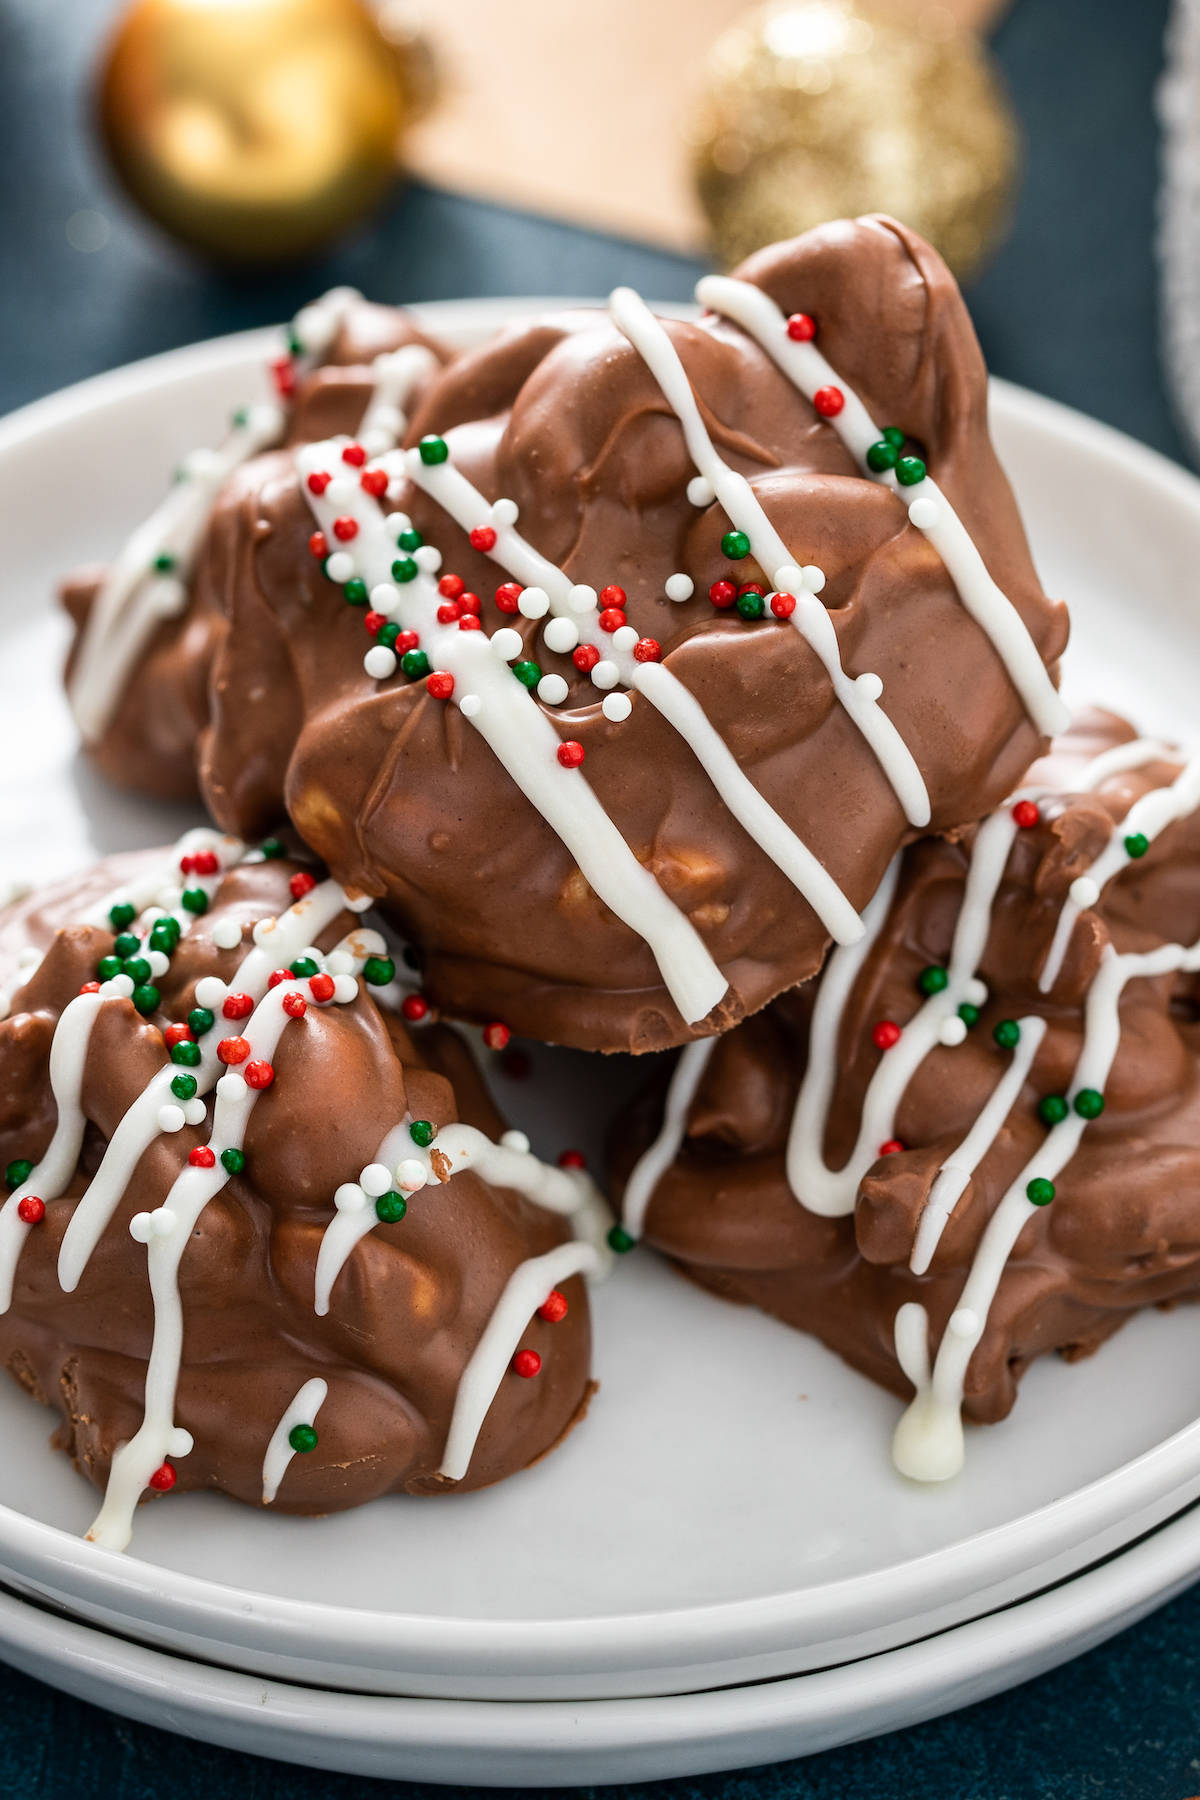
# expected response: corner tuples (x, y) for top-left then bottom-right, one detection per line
(694, 274), (1071, 740)
(262, 1378), (328, 1504)
(621, 1037), (717, 1240)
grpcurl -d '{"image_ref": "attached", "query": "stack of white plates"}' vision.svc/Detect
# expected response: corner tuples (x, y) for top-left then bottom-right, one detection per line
(0, 306), (1198, 1785)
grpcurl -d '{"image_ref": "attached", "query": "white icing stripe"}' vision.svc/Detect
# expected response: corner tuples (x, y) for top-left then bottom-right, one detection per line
(1075, 737), (1173, 791)
(909, 1015), (1046, 1276)
(695, 274), (1071, 739)
(438, 1241), (602, 1482)
(358, 345), (438, 456)
(301, 445), (728, 1026)
(77, 828), (243, 929)
(608, 287), (931, 830)
(1039, 751), (1200, 994)
(620, 1037), (716, 1240)
(262, 1378), (328, 1504)
(894, 937), (1200, 1482)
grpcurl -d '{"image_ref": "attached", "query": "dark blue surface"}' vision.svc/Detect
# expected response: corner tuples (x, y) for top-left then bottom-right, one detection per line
(1, 0), (1198, 1792)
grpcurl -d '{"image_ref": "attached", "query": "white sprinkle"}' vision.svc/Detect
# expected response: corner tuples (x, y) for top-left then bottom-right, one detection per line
(1070, 876), (1101, 909)
(333, 975), (358, 1004)
(492, 497), (519, 525)
(909, 499), (941, 530)
(147, 950), (170, 979)
(157, 1104), (186, 1134)
(167, 1427), (194, 1457)
(612, 625), (638, 654)
(537, 673), (569, 705)
(129, 1213), (153, 1243)
(369, 583), (401, 616)
(325, 551), (355, 583)
(326, 478), (357, 507)
(216, 1072), (247, 1103)
(800, 565), (826, 594)
(591, 660), (620, 690)
(949, 1307), (979, 1338)
(964, 978), (988, 1007)
(334, 1183), (368, 1213)
(183, 1099), (207, 1126)
(939, 1016), (968, 1047)
(149, 1208), (176, 1239)
(156, 885), (183, 911)
(491, 628), (523, 661)
(500, 1129), (531, 1153)
(325, 951), (354, 976)
(298, 946), (324, 968)
(603, 692), (633, 722)
(364, 646), (397, 680)
(687, 475), (715, 507)
(360, 1162), (393, 1197)
(460, 693), (482, 718)
(149, 577), (187, 619)
(107, 974), (135, 998)
(415, 545), (442, 573)
(665, 573), (694, 601)
(396, 1159), (428, 1192)
(211, 918), (242, 951)
(567, 584), (598, 613)
(195, 975), (227, 1008)
(543, 616), (579, 654)
(384, 513), (409, 542)
(855, 672), (884, 701)
(518, 586), (550, 619)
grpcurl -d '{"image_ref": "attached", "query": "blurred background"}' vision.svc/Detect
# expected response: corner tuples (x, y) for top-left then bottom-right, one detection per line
(1, 0), (1196, 467)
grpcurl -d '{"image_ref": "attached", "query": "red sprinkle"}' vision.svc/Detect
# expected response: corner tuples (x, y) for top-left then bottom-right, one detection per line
(557, 1149), (586, 1169)
(341, 443), (367, 467)
(401, 994), (429, 1022)
(771, 591), (797, 618)
(879, 1139), (905, 1156)
(438, 574), (465, 600)
(457, 590), (481, 615)
(148, 1463), (177, 1492)
(360, 468), (388, 498)
(217, 1036), (250, 1065)
(309, 973), (336, 1003)
(179, 855), (195, 875)
(813, 385), (845, 418)
(308, 531), (328, 560)
(573, 644), (601, 673)
(557, 740), (585, 769)
(79, 981), (100, 995)
(458, 614), (482, 631)
(267, 969), (291, 989)
(270, 355), (295, 398)
(600, 585), (627, 608)
(469, 525), (497, 552)
(189, 1146), (216, 1168)
(633, 638), (661, 663)
(872, 1021), (902, 1051)
(192, 851), (219, 876)
(17, 1197), (44, 1225)
(598, 607), (626, 633)
(307, 471), (331, 497)
(332, 516), (358, 542)
(289, 872), (317, 900)
(164, 1023), (195, 1048)
(1012, 799), (1040, 829)
(482, 1022), (511, 1051)
(396, 630), (420, 655)
(538, 1290), (569, 1323)
(786, 312), (817, 342)
(436, 602), (461, 625)
(364, 610), (386, 637)
(512, 1349), (542, 1378)
(495, 582), (523, 613)
(283, 991), (307, 1018)
(222, 993), (254, 1020)
(709, 580), (737, 609)
(245, 1061), (275, 1090)
(427, 671), (455, 700)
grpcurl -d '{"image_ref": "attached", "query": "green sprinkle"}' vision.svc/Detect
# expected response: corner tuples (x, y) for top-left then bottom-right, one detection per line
(1124, 832), (1149, 859)
(1073, 1088), (1105, 1119)
(232, 404), (250, 427)
(148, 929), (174, 957)
(153, 552), (176, 574)
(512, 660), (542, 689)
(895, 456), (927, 487)
(736, 591), (765, 620)
(882, 426), (906, 448)
(286, 330), (304, 357)
(97, 955), (122, 982)
(409, 1119), (436, 1148)
(392, 557), (418, 583)
(957, 1002), (980, 1027)
(122, 957), (152, 985)
(132, 983), (160, 1016)
(288, 1423), (318, 1454)
(188, 1007), (215, 1038)
(170, 1073), (198, 1102)
(376, 622), (400, 649)
(170, 1040), (202, 1068)
(1038, 1094), (1069, 1126)
(398, 528), (423, 551)
(220, 1147), (246, 1176)
(289, 957), (320, 979)
(721, 530), (751, 560)
(363, 956), (395, 987)
(866, 439), (899, 472)
(181, 888), (209, 915)
(109, 903), (136, 931)
(401, 648), (430, 679)
(261, 838), (286, 860)
(607, 1224), (635, 1253)
(113, 932), (141, 958)
(418, 435), (449, 466)
(918, 966), (948, 996)
(5, 1159), (33, 1190)
(993, 1019), (1021, 1049)
(343, 577), (369, 606)
(375, 1191), (407, 1223)
(1027, 1177), (1056, 1206)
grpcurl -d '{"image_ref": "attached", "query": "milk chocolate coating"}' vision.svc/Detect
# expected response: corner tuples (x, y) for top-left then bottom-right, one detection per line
(60, 303), (451, 803)
(189, 216), (1067, 1053)
(0, 852), (592, 1515)
(614, 711), (1200, 1425)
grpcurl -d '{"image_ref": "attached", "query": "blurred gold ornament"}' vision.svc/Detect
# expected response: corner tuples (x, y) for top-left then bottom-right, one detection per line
(100, 0), (433, 265)
(689, 0), (1019, 281)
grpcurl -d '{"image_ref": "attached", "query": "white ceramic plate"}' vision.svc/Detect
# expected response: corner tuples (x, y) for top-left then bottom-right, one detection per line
(0, 310), (1199, 1703)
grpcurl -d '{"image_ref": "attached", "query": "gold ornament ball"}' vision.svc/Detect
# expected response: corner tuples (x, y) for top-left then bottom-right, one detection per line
(690, 0), (1020, 282)
(100, 0), (409, 265)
